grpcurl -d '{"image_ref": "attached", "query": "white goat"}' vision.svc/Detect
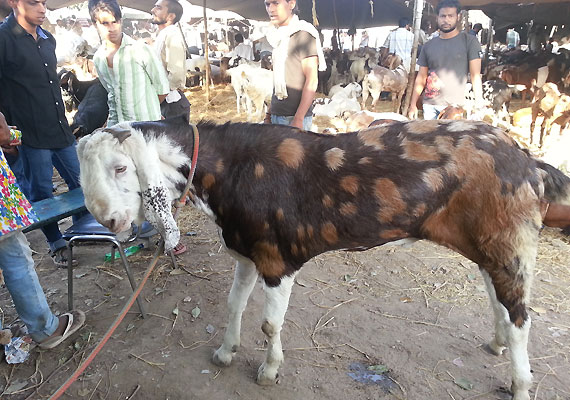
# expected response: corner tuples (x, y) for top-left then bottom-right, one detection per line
(228, 63), (273, 121)
(77, 117), (570, 400)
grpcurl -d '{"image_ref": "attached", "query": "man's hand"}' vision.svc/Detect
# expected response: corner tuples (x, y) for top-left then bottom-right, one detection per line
(408, 104), (419, 119)
(290, 116), (304, 129)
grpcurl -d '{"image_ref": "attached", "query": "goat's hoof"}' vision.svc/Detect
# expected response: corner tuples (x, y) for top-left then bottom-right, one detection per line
(212, 347), (233, 367)
(487, 340), (507, 356)
(511, 393), (530, 400)
(257, 364), (279, 385)
(511, 388), (530, 400)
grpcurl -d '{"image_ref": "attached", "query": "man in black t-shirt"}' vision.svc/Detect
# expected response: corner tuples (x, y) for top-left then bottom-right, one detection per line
(0, 0), (82, 267)
(408, 0), (483, 120)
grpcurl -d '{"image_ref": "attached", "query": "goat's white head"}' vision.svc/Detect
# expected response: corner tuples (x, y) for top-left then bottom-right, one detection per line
(77, 123), (180, 251)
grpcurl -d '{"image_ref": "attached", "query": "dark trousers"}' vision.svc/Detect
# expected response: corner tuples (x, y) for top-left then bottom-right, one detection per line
(161, 91), (191, 120)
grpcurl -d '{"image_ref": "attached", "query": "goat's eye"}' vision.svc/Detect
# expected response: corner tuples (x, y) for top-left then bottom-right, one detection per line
(115, 166), (127, 174)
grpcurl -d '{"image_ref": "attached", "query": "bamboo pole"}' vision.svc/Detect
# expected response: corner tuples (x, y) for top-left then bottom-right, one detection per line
(483, 18), (493, 75)
(402, 0), (424, 116)
(203, 0), (210, 101)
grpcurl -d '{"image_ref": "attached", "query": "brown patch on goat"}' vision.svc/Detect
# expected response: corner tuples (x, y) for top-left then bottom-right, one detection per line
(234, 231), (241, 244)
(297, 225), (306, 241)
(357, 128), (387, 151)
(307, 225), (315, 239)
(276, 208), (284, 222)
(218, 206), (224, 216)
(406, 120), (440, 134)
(277, 138), (304, 168)
(321, 222), (339, 244)
(255, 163), (265, 178)
(423, 169), (444, 191)
(374, 178), (406, 223)
(340, 202), (357, 216)
(380, 229), (407, 240)
(358, 157), (371, 165)
(301, 246), (308, 257)
(413, 203), (427, 217)
(421, 206), (482, 264)
(202, 173), (216, 189)
(340, 176), (359, 195)
(215, 159), (224, 173)
(291, 243), (299, 257)
(435, 136), (455, 154)
(263, 222), (270, 231)
(252, 241), (286, 278)
(325, 148), (345, 171)
(402, 139), (441, 162)
(322, 194), (334, 208)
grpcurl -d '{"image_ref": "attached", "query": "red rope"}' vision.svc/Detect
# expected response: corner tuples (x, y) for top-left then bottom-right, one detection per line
(49, 242), (164, 399)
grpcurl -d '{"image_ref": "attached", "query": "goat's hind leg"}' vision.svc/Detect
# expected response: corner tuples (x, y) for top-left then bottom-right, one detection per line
(479, 232), (536, 400)
(257, 272), (297, 385)
(213, 259), (258, 367)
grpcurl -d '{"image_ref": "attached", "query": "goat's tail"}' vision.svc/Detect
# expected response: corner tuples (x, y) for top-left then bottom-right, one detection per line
(537, 160), (570, 205)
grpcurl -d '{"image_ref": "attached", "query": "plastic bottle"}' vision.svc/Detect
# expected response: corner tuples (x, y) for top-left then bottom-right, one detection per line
(104, 243), (144, 262)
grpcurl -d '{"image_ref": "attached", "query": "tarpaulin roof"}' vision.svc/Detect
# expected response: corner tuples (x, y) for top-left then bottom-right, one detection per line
(426, 0), (570, 27)
(46, 0), (570, 28)
(46, 0), (420, 28)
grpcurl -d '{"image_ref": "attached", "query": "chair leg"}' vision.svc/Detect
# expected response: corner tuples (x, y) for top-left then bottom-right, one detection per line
(116, 242), (147, 319)
(68, 243), (74, 311)
(67, 235), (147, 319)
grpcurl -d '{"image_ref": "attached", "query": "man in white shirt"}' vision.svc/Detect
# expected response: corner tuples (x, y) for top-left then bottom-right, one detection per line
(382, 17), (414, 72)
(151, 0), (191, 119)
(229, 33), (254, 61)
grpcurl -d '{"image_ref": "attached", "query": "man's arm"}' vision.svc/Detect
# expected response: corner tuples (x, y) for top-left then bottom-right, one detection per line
(469, 58), (483, 108)
(292, 55), (318, 129)
(165, 31), (187, 90)
(408, 65), (428, 119)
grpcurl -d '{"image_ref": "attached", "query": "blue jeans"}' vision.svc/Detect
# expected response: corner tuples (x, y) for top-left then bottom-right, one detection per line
(19, 143), (82, 252)
(422, 104), (447, 120)
(0, 232), (58, 342)
(271, 114), (313, 131)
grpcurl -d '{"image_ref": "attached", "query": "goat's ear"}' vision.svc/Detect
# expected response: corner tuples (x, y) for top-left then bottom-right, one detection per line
(121, 132), (180, 252)
(104, 126), (132, 143)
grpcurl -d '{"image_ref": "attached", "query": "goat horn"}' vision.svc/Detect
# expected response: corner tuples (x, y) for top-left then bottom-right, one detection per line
(104, 126), (132, 143)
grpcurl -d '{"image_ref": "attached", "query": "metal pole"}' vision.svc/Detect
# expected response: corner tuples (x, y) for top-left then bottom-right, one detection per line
(483, 18), (493, 75)
(402, 0), (424, 116)
(203, 0), (210, 101)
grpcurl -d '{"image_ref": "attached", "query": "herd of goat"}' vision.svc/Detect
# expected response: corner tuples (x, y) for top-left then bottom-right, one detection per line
(59, 45), (570, 150)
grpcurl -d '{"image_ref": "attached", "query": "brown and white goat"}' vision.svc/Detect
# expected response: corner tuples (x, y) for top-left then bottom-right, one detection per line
(77, 116), (570, 400)
(361, 65), (407, 113)
(530, 82), (570, 147)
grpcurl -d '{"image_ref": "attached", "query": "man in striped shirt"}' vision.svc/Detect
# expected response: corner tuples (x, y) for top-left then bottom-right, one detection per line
(89, 0), (169, 126)
(381, 17), (414, 72)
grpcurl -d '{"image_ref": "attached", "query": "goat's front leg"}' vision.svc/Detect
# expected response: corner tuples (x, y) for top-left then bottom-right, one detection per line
(213, 259), (258, 367)
(257, 272), (297, 385)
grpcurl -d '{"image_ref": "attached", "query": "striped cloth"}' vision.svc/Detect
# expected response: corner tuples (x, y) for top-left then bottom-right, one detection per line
(94, 34), (170, 125)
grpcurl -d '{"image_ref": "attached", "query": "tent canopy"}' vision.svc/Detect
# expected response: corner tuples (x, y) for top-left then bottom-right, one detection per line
(46, 0), (570, 28)
(46, 0), (418, 28)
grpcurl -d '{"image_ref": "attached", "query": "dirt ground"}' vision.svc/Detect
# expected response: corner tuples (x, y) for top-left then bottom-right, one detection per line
(0, 86), (569, 400)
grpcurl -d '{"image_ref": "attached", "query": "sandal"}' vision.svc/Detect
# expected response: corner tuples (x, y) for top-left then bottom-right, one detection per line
(38, 310), (85, 349)
(173, 243), (187, 255)
(50, 247), (78, 268)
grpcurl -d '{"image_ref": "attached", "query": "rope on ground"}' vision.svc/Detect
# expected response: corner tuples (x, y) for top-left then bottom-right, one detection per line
(48, 241), (164, 400)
